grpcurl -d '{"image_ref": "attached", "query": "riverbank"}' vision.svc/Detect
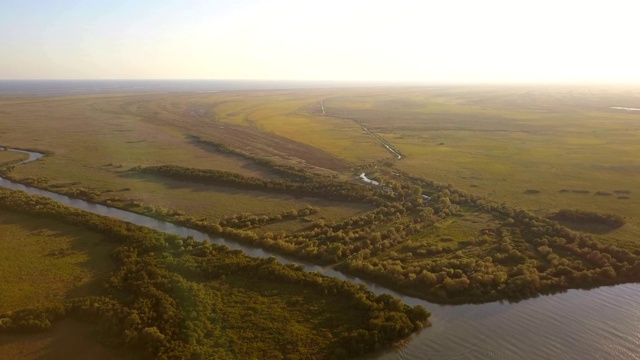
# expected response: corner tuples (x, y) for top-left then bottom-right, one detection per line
(4, 150), (639, 306)
(0, 164), (429, 359)
(5, 173), (640, 359)
(3, 149), (640, 359)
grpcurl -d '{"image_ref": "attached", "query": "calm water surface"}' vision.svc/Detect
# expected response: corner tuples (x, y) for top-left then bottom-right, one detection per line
(2, 156), (639, 360)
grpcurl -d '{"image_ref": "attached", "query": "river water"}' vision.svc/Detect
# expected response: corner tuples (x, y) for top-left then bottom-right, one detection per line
(1, 151), (638, 360)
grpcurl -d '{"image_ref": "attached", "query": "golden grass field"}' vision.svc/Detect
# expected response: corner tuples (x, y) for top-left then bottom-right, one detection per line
(0, 210), (115, 313)
(1, 85), (639, 247)
(320, 86), (640, 251)
(0, 211), (120, 359)
(0, 150), (27, 165)
(1, 84), (640, 356)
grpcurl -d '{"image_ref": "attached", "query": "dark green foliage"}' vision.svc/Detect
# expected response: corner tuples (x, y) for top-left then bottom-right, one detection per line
(166, 174), (640, 304)
(0, 306), (64, 333)
(217, 206), (318, 229)
(0, 188), (428, 359)
(594, 191), (613, 197)
(552, 209), (626, 228)
(572, 190), (590, 194)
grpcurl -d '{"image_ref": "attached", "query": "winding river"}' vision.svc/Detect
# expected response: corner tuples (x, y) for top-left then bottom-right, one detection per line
(1, 150), (639, 359)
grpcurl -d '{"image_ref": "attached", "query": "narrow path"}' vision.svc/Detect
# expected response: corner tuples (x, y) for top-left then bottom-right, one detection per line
(358, 123), (403, 159)
(319, 101), (403, 159)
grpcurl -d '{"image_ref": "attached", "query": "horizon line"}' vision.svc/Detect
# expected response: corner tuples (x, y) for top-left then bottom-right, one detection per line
(2, 78), (640, 87)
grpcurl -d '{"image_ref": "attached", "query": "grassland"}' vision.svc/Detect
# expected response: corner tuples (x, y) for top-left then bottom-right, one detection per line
(318, 86), (640, 252)
(0, 210), (120, 359)
(2, 85), (639, 259)
(0, 93), (375, 229)
(1, 85), (640, 354)
(0, 210), (114, 313)
(0, 150), (27, 166)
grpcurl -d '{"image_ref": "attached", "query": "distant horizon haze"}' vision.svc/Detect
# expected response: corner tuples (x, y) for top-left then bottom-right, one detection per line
(1, 0), (639, 84)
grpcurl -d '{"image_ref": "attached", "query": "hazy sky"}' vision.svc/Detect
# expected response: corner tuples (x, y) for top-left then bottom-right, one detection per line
(1, 0), (638, 83)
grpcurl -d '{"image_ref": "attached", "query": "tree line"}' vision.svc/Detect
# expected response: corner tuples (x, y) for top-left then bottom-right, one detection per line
(138, 164), (389, 204)
(551, 208), (626, 228)
(171, 170), (640, 304)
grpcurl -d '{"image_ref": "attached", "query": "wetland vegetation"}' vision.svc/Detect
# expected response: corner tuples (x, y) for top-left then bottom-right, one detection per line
(1, 85), (640, 358)
(0, 188), (428, 359)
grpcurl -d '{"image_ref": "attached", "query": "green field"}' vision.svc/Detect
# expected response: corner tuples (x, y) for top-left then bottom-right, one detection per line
(4, 87), (638, 220)
(1, 85), (640, 355)
(0, 210), (121, 359)
(318, 86), (640, 251)
(0, 94), (374, 226)
(2, 86), (639, 264)
(0, 210), (114, 313)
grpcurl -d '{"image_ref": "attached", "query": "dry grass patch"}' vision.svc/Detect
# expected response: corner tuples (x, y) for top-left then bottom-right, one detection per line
(0, 151), (27, 165)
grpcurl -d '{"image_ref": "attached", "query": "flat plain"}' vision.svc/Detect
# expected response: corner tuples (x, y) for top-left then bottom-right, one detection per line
(0, 210), (120, 359)
(3, 86), (638, 247)
(0, 150), (27, 166)
(320, 86), (640, 251)
(0, 210), (114, 313)
(1, 85), (640, 357)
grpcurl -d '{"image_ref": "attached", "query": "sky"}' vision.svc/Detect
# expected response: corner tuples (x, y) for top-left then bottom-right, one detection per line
(1, 0), (639, 83)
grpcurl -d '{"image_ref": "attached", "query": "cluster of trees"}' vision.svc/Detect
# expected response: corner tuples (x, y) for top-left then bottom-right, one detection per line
(139, 164), (388, 203)
(167, 195), (441, 265)
(158, 165), (640, 304)
(54, 186), (102, 202)
(0, 188), (428, 359)
(217, 206), (318, 229)
(330, 182), (640, 303)
(551, 208), (626, 228)
(194, 253), (429, 357)
(0, 297), (121, 334)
